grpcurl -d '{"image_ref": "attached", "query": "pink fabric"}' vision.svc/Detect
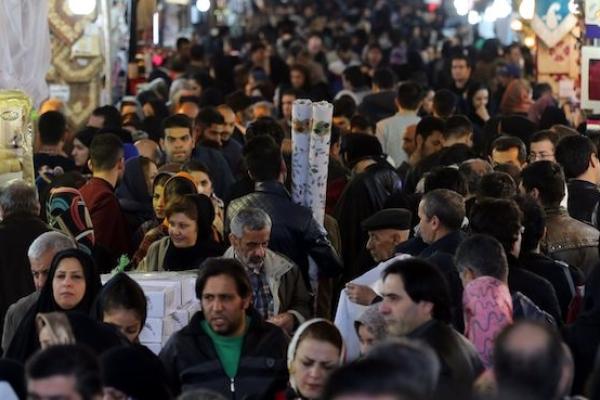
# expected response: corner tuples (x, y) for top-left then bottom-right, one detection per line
(527, 93), (555, 124)
(463, 276), (513, 368)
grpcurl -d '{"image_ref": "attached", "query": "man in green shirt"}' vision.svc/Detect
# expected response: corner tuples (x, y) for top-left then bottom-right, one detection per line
(160, 258), (289, 397)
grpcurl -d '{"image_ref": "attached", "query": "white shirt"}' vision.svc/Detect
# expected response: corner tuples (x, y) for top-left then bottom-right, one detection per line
(376, 112), (421, 167)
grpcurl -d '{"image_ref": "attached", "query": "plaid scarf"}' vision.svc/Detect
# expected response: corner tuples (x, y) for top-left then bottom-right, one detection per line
(246, 266), (274, 320)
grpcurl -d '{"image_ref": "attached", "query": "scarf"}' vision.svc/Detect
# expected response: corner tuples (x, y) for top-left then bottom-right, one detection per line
(116, 156), (155, 224)
(4, 249), (102, 362)
(499, 79), (533, 115)
(287, 319), (345, 396)
(463, 276), (513, 368)
(47, 187), (95, 254)
(162, 194), (224, 271)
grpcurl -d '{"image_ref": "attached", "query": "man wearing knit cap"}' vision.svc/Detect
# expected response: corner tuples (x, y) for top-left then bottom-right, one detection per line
(334, 208), (412, 360)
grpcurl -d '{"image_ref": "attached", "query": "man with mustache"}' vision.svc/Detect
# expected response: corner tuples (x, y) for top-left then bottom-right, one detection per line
(225, 207), (312, 334)
(160, 258), (289, 398)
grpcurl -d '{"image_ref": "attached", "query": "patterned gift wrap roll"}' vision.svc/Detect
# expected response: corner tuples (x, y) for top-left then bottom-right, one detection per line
(306, 101), (333, 226)
(291, 99), (313, 206)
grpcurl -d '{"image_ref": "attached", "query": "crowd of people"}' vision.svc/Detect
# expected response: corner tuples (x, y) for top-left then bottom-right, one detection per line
(0, 0), (599, 399)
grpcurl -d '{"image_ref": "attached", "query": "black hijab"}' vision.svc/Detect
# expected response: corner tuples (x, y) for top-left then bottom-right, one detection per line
(116, 156), (155, 228)
(5, 249), (102, 362)
(163, 194), (225, 271)
(100, 345), (173, 399)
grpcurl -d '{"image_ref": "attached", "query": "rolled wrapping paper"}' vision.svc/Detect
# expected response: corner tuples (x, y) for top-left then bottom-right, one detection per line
(306, 101), (333, 226)
(291, 99), (313, 206)
(0, 90), (34, 185)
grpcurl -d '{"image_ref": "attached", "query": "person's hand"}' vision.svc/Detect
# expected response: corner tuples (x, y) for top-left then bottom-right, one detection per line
(345, 283), (377, 305)
(476, 105), (490, 122)
(268, 312), (295, 333)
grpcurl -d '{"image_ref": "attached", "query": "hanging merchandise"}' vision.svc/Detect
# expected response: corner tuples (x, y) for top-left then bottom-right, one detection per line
(532, 0), (578, 47)
(0, 0), (52, 108)
(585, 0), (600, 37)
(0, 90), (34, 186)
(291, 99), (313, 206)
(306, 102), (333, 226)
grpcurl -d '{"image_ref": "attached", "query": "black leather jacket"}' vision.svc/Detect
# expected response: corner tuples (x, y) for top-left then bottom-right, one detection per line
(407, 319), (483, 400)
(542, 207), (600, 277)
(567, 179), (600, 225)
(159, 309), (289, 398)
(226, 181), (343, 284)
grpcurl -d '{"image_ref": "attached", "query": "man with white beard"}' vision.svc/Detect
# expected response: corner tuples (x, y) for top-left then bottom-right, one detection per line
(225, 207), (312, 334)
(335, 208), (412, 359)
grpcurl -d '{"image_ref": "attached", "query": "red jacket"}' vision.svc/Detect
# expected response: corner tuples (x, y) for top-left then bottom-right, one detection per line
(80, 177), (132, 266)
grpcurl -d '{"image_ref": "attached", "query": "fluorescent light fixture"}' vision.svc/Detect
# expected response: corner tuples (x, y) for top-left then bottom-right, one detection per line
(196, 0), (210, 12)
(153, 11), (160, 45)
(67, 0), (96, 15)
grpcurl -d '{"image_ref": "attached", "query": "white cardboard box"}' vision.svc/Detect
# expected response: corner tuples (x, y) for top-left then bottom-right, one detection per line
(164, 309), (188, 336)
(139, 280), (182, 309)
(144, 342), (162, 355)
(180, 275), (197, 305)
(139, 317), (164, 343)
(142, 285), (177, 318)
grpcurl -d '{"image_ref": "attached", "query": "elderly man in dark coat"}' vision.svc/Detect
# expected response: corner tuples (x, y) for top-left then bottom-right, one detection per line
(0, 180), (49, 341)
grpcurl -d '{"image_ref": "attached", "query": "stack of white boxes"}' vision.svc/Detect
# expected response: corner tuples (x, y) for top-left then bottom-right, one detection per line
(101, 271), (201, 354)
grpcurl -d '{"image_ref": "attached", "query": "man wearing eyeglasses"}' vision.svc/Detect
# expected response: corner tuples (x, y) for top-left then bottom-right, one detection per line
(528, 130), (559, 163)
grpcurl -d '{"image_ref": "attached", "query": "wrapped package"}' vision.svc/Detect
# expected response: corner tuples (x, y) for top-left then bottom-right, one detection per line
(291, 99), (312, 205)
(306, 101), (333, 226)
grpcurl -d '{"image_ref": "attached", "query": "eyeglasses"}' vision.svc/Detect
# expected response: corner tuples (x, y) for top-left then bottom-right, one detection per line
(528, 152), (554, 162)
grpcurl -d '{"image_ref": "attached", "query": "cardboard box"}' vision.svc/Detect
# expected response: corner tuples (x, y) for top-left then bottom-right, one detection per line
(144, 342), (162, 355)
(143, 285), (177, 318)
(139, 280), (182, 309)
(164, 309), (189, 336)
(180, 275), (197, 305)
(139, 317), (163, 343)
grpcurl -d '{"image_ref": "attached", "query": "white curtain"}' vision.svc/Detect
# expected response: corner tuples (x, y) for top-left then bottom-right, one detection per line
(0, 0), (51, 107)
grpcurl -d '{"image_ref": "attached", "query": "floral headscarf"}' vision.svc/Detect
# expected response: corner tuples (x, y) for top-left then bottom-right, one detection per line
(47, 187), (95, 254)
(463, 276), (513, 368)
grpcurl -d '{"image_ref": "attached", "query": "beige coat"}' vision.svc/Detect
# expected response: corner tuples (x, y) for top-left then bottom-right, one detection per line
(224, 247), (312, 324)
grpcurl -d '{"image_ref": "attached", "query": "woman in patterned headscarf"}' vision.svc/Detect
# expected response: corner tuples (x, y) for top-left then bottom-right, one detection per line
(46, 187), (95, 255)
(463, 276), (513, 368)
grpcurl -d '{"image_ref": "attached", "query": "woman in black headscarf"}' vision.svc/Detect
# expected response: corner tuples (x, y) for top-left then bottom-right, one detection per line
(5, 248), (102, 362)
(137, 194), (225, 271)
(116, 156), (157, 233)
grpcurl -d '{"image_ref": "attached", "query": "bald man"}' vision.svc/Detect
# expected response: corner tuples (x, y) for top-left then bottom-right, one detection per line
(134, 139), (162, 165)
(494, 321), (569, 399)
(217, 105), (243, 175)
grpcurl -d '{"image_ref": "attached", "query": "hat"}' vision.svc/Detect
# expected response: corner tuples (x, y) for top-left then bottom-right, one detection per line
(361, 208), (412, 231)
